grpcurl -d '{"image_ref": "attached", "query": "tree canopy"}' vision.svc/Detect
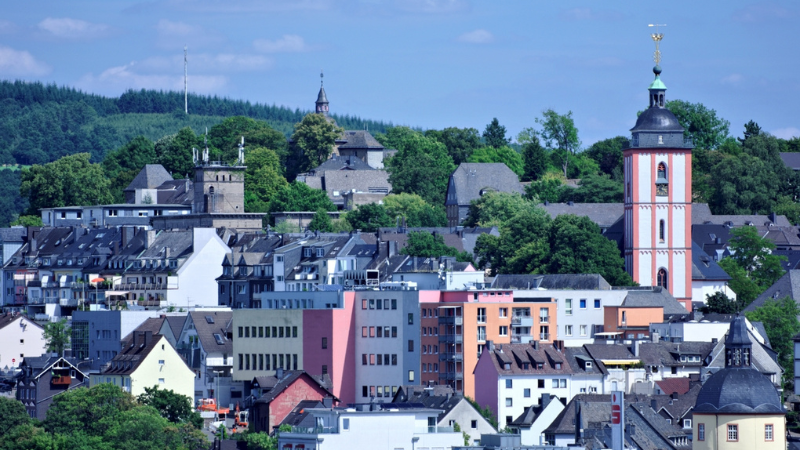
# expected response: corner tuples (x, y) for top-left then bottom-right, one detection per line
(482, 118), (508, 148)
(345, 203), (394, 232)
(467, 146), (524, 177)
(267, 182), (335, 223)
(382, 127), (456, 206)
(43, 319), (70, 357)
(382, 193), (446, 227)
(290, 114), (343, 172)
(401, 231), (473, 263)
(745, 296), (800, 386)
(20, 153), (113, 215)
(425, 127), (481, 165)
(535, 109), (581, 177)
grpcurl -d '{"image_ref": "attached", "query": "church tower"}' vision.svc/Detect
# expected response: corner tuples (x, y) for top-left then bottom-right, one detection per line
(315, 70), (329, 116)
(623, 31), (693, 311)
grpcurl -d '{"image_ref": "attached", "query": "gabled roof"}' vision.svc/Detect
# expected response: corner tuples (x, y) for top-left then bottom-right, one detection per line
(0, 313), (43, 332)
(544, 394), (611, 434)
(655, 377), (691, 396)
(483, 343), (573, 375)
(279, 400), (327, 428)
(491, 274), (611, 290)
(745, 269), (800, 314)
(0, 227), (26, 243)
(165, 315), (187, 340)
(637, 342), (715, 367)
(691, 242), (731, 281)
(124, 164), (174, 192)
(189, 311), (233, 354)
(619, 287), (689, 315)
(254, 371), (337, 405)
(582, 344), (638, 374)
(102, 332), (170, 375)
(307, 155), (375, 172)
(388, 386), (465, 423)
(446, 163), (523, 206)
(538, 202), (624, 229)
(692, 203), (792, 227)
(510, 395), (563, 427)
(20, 355), (88, 379)
(338, 130), (385, 150)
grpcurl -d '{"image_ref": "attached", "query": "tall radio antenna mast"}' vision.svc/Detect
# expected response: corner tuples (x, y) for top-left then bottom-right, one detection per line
(184, 45), (188, 114)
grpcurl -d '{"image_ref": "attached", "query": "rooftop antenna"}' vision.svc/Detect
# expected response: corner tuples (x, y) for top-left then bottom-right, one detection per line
(202, 127), (209, 164)
(238, 136), (245, 165)
(184, 45), (188, 114)
(648, 24), (666, 65)
(320, 69), (324, 87)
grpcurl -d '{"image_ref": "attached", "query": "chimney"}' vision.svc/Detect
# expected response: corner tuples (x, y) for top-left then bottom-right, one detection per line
(532, 340), (539, 350)
(769, 212), (777, 224)
(711, 338), (718, 344)
(486, 340), (494, 352)
(376, 238), (381, 254)
(121, 226), (132, 247)
(144, 230), (156, 249)
(633, 340), (640, 357)
(134, 331), (153, 347)
(541, 393), (552, 409)
(165, 247), (170, 259)
(671, 392), (678, 400)
(650, 399), (657, 411)
(29, 238), (37, 255)
(112, 241), (119, 256)
(276, 367), (284, 379)
(322, 397), (333, 408)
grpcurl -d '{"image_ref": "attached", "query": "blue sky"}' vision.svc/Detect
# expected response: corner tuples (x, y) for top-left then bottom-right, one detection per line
(2, 0), (798, 145)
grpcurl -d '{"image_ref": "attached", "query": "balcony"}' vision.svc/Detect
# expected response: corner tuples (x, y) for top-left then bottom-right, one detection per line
(59, 298), (78, 307)
(114, 283), (168, 291)
(439, 352), (463, 362)
(512, 316), (534, 327)
(439, 334), (463, 344)
(414, 426), (455, 434)
(287, 425), (339, 435)
(27, 297), (44, 305)
(440, 372), (463, 381)
(511, 335), (533, 344)
(439, 316), (463, 325)
(51, 375), (71, 385)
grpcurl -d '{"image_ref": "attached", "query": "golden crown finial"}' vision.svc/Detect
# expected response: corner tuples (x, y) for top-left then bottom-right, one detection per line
(649, 24), (666, 65)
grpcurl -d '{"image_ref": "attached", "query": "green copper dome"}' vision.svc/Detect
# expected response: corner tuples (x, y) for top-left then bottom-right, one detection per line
(649, 76), (667, 90)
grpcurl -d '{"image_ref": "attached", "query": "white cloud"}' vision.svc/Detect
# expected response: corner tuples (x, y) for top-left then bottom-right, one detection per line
(0, 46), (51, 76)
(771, 127), (800, 140)
(139, 53), (271, 72)
(76, 62), (226, 95)
(457, 29), (494, 44)
(0, 20), (18, 34)
(38, 17), (109, 39)
(253, 35), (307, 53)
(721, 73), (744, 85)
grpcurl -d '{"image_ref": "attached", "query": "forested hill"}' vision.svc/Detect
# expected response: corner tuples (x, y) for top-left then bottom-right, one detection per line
(0, 80), (394, 166)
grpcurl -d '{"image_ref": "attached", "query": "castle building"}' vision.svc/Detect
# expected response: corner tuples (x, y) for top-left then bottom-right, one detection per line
(623, 62), (693, 311)
(692, 315), (786, 449)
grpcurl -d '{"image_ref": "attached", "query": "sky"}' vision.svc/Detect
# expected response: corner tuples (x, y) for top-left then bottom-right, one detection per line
(1, 0), (799, 145)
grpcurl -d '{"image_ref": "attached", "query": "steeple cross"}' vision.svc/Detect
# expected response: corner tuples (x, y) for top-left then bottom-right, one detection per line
(648, 24), (666, 65)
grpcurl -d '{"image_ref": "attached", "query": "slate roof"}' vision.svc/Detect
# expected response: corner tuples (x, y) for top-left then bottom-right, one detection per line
(387, 388), (465, 423)
(122, 317), (165, 344)
(538, 202), (625, 229)
(692, 203), (792, 227)
(124, 164), (174, 192)
(654, 377), (691, 396)
(780, 152), (800, 170)
(307, 155), (375, 173)
(0, 313), (43, 331)
(636, 342), (715, 368)
(691, 243), (731, 281)
(189, 311), (233, 354)
(706, 321), (782, 379)
(563, 347), (604, 376)
(743, 269), (800, 314)
(337, 130), (385, 149)
(544, 394), (612, 435)
(155, 179), (194, 205)
(446, 163), (523, 206)
(367, 229), (465, 254)
(510, 395), (562, 427)
(625, 404), (689, 449)
(102, 332), (167, 375)
(305, 169), (391, 200)
(483, 343), (573, 375)
(619, 287), (689, 315)
(694, 367), (785, 413)
(582, 344), (638, 375)
(491, 274), (611, 290)
(253, 371), (336, 405)
(165, 315), (187, 339)
(0, 227), (26, 243)
(279, 400), (327, 428)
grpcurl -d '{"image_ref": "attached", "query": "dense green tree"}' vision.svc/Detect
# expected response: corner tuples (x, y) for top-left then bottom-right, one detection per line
(10, 215), (42, 227)
(137, 386), (202, 429)
(521, 136), (548, 181)
(482, 118), (508, 148)
(401, 231), (473, 263)
(0, 170), (28, 227)
(383, 193), (446, 227)
(308, 208), (334, 232)
(45, 383), (136, 436)
(104, 406), (196, 450)
(524, 175), (564, 203)
(425, 127), (481, 165)
(43, 319), (70, 357)
(154, 127), (199, 178)
(666, 100), (730, 150)
(382, 127), (456, 206)
(20, 153), (112, 214)
(584, 136), (627, 180)
(345, 203), (393, 232)
(467, 146), (524, 177)
(0, 397), (29, 436)
(738, 120), (762, 144)
(463, 192), (535, 228)
(267, 182), (335, 221)
(724, 226), (785, 289)
(0, 423), (59, 450)
(244, 147), (288, 212)
(475, 206), (552, 275)
(102, 136), (157, 202)
(535, 109), (581, 178)
(746, 296), (800, 385)
(718, 258), (762, 307)
(775, 196), (800, 226)
(559, 173), (623, 203)
(208, 116), (287, 164)
(291, 114), (343, 172)
(709, 153), (780, 215)
(702, 292), (739, 314)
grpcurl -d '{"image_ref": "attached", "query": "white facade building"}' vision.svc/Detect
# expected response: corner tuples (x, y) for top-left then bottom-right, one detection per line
(0, 313), (46, 370)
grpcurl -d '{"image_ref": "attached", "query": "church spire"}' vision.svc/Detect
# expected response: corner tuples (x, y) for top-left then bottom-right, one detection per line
(648, 24), (667, 108)
(725, 314), (752, 368)
(316, 70), (329, 116)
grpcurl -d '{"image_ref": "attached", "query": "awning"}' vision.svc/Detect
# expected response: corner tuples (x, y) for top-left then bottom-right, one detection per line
(595, 332), (623, 336)
(105, 291), (130, 296)
(601, 359), (641, 365)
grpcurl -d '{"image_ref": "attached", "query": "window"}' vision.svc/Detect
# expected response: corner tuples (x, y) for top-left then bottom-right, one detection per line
(524, 388), (531, 398)
(408, 313), (414, 325)
(499, 326), (508, 336)
(657, 268), (668, 289)
(698, 423), (705, 441)
(659, 220), (665, 242)
(552, 379), (559, 388)
(579, 299), (586, 309)
(538, 379), (545, 388)
(477, 308), (486, 323)
(580, 325), (587, 336)
(594, 299), (601, 309)
(505, 379), (512, 389)
(158, 360), (165, 365)
(560, 379), (566, 388)
(322, 337), (328, 349)
(408, 370), (415, 382)
(342, 418), (349, 431)
(565, 325), (573, 336)
(362, 299), (368, 309)
(505, 398), (512, 407)
(499, 308), (507, 318)
(477, 326), (486, 341)
(565, 299), (572, 315)
(245, 327), (250, 338)
(362, 354), (367, 365)
(658, 162), (667, 180)
(362, 327), (368, 338)
(158, 378), (165, 384)
(471, 420), (477, 429)
(392, 326), (398, 338)
(765, 424), (773, 441)
(727, 424), (738, 442)
(408, 340), (414, 352)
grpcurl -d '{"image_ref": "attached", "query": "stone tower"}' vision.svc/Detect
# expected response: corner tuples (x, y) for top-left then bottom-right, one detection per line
(315, 71), (329, 116)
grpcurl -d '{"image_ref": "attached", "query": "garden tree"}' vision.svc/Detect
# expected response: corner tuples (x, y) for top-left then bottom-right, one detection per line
(725, 225), (785, 289)
(666, 100), (730, 150)
(102, 136), (157, 202)
(383, 193), (447, 227)
(709, 153), (781, 215)
(775, 196), (800, 225)
(467, 146), (524, 177)
(524, 174), (565, 204)
(104, 405), (205, 450)
(0, 397), (29, 436)
(545, 214), (634, 286)
(245, 424), (292, 450)
(475, 206), (552, 275)
(266, 182), (335, 224)
(0, 423), (61, 450)
(20, 153), (113, 215)
(244, 147), (288, 212)
(745, 296), (800, 385)
(702, 292), (739, 314)
(482, 118), (508, 148)
(717, 258), (762, 307)
(137, 386), (203, 429)
(521, 135), (548, 181)
(290, 113), (343, 172)
(425, 127), (481, 165)
(564, 153), (600, 180)
(307, 208), (333, 232)
(345, 203), (393, 232)
(208, 116), (287, 164)
(535, 109), (581, 178)
(45, 383), (136, 436)
(0, 170), (28, 227)
(401, 231), (473, 263)
(738, 120), (762, 144)
(558, 173), (624, 203)
(584, 136), (627, 180)
(781, 137), (800, 153)
(43, 319), (70, 357)
(382, 127), (456, 206)
(154, 127), (199, 178)
(463, 192), (536, 228)
(10, 215), (43, 227)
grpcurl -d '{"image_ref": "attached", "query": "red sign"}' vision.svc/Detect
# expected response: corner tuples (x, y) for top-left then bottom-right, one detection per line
(611, 404), (621, 424)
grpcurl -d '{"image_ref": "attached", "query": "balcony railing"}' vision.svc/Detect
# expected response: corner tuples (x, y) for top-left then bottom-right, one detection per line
(439, 372), (463, 381)
(439, 334), (463, 344)
(439, 352), (463, 362)
(439, 316), (463, 325)
(113, 283), (169, 291)
(540, 333), (550, 341)
(414, 426), (455, 434)
(287, 425), (339, 435)
(539, 316), (549, 323)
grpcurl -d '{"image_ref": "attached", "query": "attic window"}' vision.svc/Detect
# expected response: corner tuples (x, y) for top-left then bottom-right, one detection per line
(304, 248), (312, 257)
(214, 333), (225, 345)
(316, 248), (324, 257)
(205, 316), (215, 324)
(585, 362), (592, 368)
(504, 363), (511, 370)
(555, 363), (562, 370)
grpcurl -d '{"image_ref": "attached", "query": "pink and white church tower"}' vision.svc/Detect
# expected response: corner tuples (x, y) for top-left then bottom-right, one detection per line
(623, 62), (693, 311)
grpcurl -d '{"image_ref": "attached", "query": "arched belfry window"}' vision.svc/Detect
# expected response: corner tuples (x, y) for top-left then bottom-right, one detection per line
(659, 220), (665, 242)
(657, 162), (667, 180)
(656, 162), (668, 196)
(657, 268), (668, 290)
(209, 186), (215, 195)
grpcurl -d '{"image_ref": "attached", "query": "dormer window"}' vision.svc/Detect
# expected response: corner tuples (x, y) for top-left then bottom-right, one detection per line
(304, 248), (312, 258)
(316, 248), (324, 257)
